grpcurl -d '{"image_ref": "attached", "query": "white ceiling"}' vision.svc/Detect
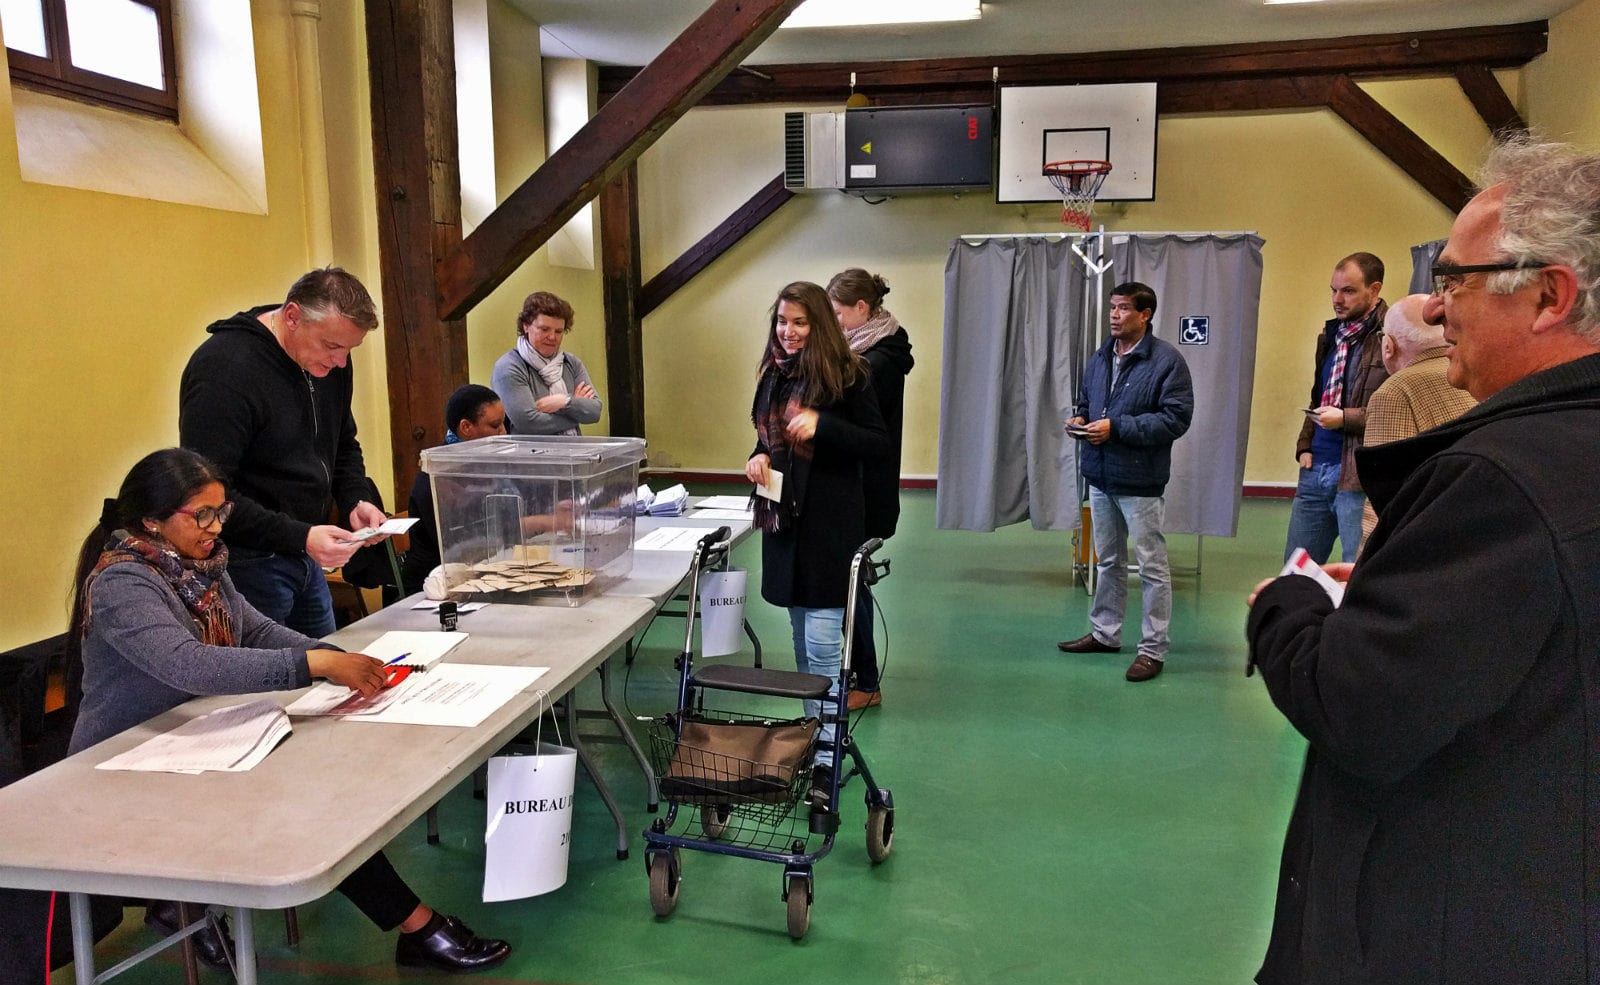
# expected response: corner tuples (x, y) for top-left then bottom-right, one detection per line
(508, 0), (1580, 68)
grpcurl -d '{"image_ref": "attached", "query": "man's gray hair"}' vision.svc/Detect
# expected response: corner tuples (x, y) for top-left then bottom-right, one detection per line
(1383, 293), (1446, 355)
(1479, 134), (1600, 340)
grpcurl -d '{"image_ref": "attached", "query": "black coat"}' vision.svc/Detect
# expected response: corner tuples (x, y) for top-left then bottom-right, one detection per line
(1246, 353), (1600, 985)
(752, 372), (888, 609)
(860, 328), (914, 539)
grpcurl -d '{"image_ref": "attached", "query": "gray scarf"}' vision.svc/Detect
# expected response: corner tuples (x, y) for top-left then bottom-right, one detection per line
(845, 308), (900, 355)
(516, 337), (568, 395)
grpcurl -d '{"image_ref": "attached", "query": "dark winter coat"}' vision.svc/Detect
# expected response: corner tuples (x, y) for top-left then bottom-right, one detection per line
(1293, 301), (1390, 493)
(1246, 352), (1600, 985)
(752, 372), (888, 609)
(179, 306), (372, 559)
(860, 328), (915, 539)
(1073, 332), (1194, 497)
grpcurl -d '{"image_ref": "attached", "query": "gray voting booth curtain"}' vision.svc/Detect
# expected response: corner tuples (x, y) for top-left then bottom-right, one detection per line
(936, 237), (1087, 531)
(1109, 234), (1263, 537)
(1410, 240), (1447, 295)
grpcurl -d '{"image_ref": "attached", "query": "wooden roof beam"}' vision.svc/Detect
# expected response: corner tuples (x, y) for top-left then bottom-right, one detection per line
(1453, 64), (1528, 137)
(434, 0), (808, 321)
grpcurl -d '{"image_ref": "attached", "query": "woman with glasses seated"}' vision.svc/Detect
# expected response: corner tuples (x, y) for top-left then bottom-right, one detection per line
(68, 447), (513, 974)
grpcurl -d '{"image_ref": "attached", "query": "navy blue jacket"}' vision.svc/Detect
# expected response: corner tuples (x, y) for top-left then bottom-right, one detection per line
(1073, 332), (1194, 497)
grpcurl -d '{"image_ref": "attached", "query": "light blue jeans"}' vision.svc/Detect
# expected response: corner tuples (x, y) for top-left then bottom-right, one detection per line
(1284, 461), (1365, 564)
(1087, 487), (1171, 661)
(788, 607), (844, 767)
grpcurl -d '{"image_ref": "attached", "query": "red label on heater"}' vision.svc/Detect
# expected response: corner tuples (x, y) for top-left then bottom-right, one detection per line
(967, 117), (979, 140)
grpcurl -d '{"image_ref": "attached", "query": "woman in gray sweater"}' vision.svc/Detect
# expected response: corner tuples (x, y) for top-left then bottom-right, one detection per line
(490, 290), (602, 435)
(69, 448), (512, 973)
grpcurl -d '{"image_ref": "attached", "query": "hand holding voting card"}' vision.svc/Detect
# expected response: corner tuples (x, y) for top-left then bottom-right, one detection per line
(1065, 420), (1091, 440)
(1281, 548), (1345, 606)
(342, 517), (420, 543)
(756, 464), (784, 502)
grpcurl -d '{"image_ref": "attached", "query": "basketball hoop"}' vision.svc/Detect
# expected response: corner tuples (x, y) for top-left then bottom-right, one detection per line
(1043, 159), (1112, 232)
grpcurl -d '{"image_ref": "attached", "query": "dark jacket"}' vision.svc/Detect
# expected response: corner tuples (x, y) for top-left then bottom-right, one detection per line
(860, 328), (915, 539)
(401, 469), (437, 596)
(1294, 301), (1390, 493)
(1246, 352), (1600, 985)
(1074, 332), (1194, 497)
(179, 306), (371, 559)
(753, 372), (889, 609)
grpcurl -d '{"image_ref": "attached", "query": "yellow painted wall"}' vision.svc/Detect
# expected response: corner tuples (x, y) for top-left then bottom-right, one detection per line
(1527, 0), (1600, 143)
(0, 1), (381, 650)
(635, 89), (1481, 483)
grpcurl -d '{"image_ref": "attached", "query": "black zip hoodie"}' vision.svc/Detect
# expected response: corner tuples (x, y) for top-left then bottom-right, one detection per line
(179, 306), (371, 559)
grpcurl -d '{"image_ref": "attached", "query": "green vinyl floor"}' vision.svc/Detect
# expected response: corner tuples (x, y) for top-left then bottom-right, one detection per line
(63, 489), (1309, 985)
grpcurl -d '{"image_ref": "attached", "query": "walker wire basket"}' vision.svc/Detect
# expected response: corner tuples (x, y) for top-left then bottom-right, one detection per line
(649, 709), (820, 850)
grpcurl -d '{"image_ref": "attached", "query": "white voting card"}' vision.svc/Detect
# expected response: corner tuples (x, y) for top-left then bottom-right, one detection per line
(410, 600), (488, 613)
(1281, 548), (1345, 606)
(694, 495), (753, 511)
(635, 525), (714, 552)
(342, 517), (420, 543)
(690, 508), (754, 521)
(756, 467), (783, 503)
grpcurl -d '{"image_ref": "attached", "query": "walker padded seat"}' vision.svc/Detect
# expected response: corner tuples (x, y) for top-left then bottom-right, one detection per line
(690, 664), (831, 700)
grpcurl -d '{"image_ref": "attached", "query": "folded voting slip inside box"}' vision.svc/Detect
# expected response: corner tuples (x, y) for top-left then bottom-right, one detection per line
(97, 700), (291, 774)
(355, 630), (468, 669)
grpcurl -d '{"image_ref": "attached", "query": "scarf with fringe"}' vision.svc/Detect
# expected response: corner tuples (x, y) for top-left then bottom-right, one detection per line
(751, 352), (813, 533)
(84, 532), (235, 646)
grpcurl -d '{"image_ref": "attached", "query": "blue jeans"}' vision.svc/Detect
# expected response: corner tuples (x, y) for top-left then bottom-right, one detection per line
(788, 607), (843, 768)
(1087, 487), (1171, 661)
(228, 552), (337, 639)
(1284, 462), (1366, 564)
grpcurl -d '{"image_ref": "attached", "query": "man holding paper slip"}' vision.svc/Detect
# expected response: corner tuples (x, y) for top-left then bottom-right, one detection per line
(1059, 282), (1194, 682)
(1245, 136), (1600, 985)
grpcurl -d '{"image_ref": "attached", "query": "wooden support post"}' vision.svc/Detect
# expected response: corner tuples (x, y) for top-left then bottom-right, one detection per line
(1453, 64), (1528, 138)
(1327, 75), (1474, 213)
(434, 0), (809, 321)
(599, 165), (645, 438)
(639, 174), (795, 318)
(366, 0), (467, 507)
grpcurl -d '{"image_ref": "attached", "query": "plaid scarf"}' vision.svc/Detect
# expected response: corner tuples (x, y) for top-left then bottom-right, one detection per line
(1319, 318), (1368, 409)
(750, 352), (814, 533)
(84, 532), (236, 646)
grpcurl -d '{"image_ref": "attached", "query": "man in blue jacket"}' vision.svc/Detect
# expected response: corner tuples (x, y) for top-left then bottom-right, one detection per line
(1059, 282), (1195, 681)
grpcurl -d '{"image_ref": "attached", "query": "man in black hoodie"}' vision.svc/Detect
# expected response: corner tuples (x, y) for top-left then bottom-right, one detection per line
(179, 267), (388, 636)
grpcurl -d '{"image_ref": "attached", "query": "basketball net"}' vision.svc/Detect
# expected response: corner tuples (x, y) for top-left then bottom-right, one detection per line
(1043, 160), (1112, 232)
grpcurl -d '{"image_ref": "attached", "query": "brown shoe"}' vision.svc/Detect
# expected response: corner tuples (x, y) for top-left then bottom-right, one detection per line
(847, 688), (882, 711)
(1057, 632), (1122, 654)
(1125, 653), (1164, 682)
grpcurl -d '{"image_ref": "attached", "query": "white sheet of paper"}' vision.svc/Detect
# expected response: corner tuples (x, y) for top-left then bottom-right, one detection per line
(97, 700), (292, 774)
(694, 495), (753, 511)
(756, 467), (783, 502)
(635, 525), (714, 552)
(346, 664), (549, 728)
(1280, 548), (1345, 606)
(409, 600), (488, 613)
(690, 508), (754, 521)
(351, 630), (469, 669)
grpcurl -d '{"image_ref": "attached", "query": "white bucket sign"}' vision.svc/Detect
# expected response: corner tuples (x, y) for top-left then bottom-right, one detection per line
(698, 568), (748, 658)
(483, 743), (577, 901)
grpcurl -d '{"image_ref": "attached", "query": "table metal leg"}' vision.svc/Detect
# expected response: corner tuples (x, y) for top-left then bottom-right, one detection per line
(69, 892), (95, 985)
(231, 907), (257, 985)
(565, 696), (629, 860)
(598, 659), (657, 811)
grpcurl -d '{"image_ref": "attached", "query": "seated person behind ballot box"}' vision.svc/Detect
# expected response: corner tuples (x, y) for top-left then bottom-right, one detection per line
(402, 383), (508, 596)
(69, 448), (513, 973)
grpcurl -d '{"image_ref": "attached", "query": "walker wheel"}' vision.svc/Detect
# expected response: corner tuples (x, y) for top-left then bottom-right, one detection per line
(647, 849), (680, 917)
(783, 873), (812, 940)
(865, 803), (895, 863)
(699, 804), (731, 840)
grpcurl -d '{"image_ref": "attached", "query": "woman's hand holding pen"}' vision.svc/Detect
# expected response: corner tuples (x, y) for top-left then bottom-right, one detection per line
(309, 649), (386, 697)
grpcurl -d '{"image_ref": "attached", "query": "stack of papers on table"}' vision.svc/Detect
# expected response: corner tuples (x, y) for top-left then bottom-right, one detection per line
(695, 495), (753, 511)
(355, 630), (469, 670)
(635, 483), (689, 516)
(97, 700), (291, 774)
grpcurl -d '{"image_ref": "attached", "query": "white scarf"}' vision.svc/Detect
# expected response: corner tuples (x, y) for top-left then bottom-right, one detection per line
(845, 308), (900, 355)
(516, 337), (568, 395)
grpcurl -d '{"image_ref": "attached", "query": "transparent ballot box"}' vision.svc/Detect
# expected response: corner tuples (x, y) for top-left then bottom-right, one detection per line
(419, 435), (645, 606)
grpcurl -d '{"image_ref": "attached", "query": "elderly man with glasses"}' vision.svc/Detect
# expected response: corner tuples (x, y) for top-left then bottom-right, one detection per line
(1245, 136), (1600, 985)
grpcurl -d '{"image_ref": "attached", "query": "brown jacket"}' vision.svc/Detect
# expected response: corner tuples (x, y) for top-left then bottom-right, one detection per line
(1295, 300), (1389, 493)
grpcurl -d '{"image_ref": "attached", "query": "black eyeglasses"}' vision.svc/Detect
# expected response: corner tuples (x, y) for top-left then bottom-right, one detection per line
(1431, 261), (1550, 296)
(173, 501), (235, 528)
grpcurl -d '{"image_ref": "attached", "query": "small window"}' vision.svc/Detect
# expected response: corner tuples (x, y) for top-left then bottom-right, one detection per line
(2, 0), (177, 120)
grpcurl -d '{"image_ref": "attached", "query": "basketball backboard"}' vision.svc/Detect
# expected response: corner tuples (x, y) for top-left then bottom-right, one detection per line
(997, 82), (1158, 203)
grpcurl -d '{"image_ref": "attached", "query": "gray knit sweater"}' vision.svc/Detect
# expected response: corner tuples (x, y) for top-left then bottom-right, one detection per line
(490, 348), (602, 435)
(69, 562), (316, 754)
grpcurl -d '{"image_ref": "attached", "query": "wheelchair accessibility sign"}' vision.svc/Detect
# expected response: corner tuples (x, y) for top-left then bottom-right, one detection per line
(1179, 316), (1210, 345)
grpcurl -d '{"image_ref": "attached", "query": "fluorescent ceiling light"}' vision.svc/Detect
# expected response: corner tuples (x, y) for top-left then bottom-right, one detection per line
(781, 0), (982, 29)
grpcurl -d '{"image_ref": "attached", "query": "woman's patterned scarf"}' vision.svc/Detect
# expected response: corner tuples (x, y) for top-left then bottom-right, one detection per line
(751, 351), (814, 533)
(84, 531), (236, 646)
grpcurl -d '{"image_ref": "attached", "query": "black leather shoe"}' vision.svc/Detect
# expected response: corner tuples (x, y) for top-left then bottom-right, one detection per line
(145, 900), (235, 970)
(396, 913), (512, 973)
(1057, 632), (1122, 654)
